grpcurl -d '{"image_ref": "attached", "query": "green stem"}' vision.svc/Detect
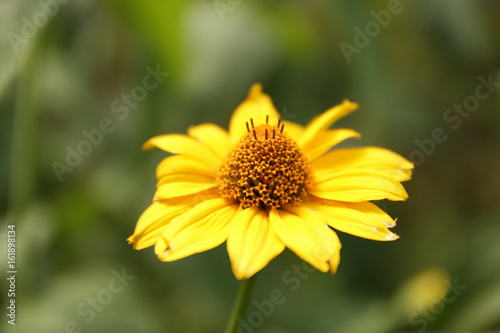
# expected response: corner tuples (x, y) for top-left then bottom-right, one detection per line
(224, 274), (259, 333)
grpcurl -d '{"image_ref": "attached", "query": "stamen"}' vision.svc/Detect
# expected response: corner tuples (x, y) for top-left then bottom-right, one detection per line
(272, 129), (276, 139)
(280, 124), (285, 133)
(277, 118), (281, 128)
(250, 118), (255, 129)
(252, 129), (257, 140)
(265, 128), (268, 140)
(266, 115), (269, 124)
(246, 121), (250, 133)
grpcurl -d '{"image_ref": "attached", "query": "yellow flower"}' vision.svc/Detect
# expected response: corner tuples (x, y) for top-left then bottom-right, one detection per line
(128, 84), (413, 280)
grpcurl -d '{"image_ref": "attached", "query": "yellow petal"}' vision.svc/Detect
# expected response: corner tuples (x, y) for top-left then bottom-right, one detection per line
(228, 84), (281, 143)
(143, 134), (221, 167)
(302, 129), (361, 162)
(298, 100), (359, 148)
(307, 198), (399, 241)
(156, 155), (215, 181)
(154, 173), (216, 199)
(155, 199), (239, 261)
(311, 169), (409, 202)
(269, 206), (341, 272)
(312, 147), (414, 182)
(187, 123), (232, 160)
(127, 198), (196, 250)
(227, 207), (285, 280)
(281, 120), (304, 142)
(328, 251), (341, 274)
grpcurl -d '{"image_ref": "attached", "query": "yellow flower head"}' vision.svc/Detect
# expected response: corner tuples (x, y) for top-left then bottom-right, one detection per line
(128, 84), (414, 280)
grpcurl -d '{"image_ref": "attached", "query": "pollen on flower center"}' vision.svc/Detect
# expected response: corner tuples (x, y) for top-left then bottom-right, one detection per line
(216, 117), (313, 210)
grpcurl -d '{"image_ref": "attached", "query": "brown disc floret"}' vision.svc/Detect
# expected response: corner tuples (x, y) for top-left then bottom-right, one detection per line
(216, 117), (313, 211)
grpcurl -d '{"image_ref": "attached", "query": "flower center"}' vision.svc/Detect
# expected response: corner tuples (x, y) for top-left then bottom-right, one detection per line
(216, 117), (312, 210)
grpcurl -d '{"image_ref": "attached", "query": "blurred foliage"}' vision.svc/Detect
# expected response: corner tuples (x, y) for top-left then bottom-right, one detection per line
(1, 0), (500, 332)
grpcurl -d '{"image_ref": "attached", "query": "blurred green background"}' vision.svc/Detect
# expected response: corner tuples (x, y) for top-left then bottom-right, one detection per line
(1, 0), (500, 332)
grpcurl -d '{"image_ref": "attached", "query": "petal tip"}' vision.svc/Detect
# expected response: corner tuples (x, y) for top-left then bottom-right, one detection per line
(249, 83), (264, 98)
(328, 256), (341, 275)
(231, 262), (254, 280)
(341, 99), (360, 110)
(383, 218), (398, 229)
(142, 140), (155, 151)
(127, 235), (149, 250)
(126, 235), (135, 245)
(154, 237), (171, 260)
(386, 232), (399, 241)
